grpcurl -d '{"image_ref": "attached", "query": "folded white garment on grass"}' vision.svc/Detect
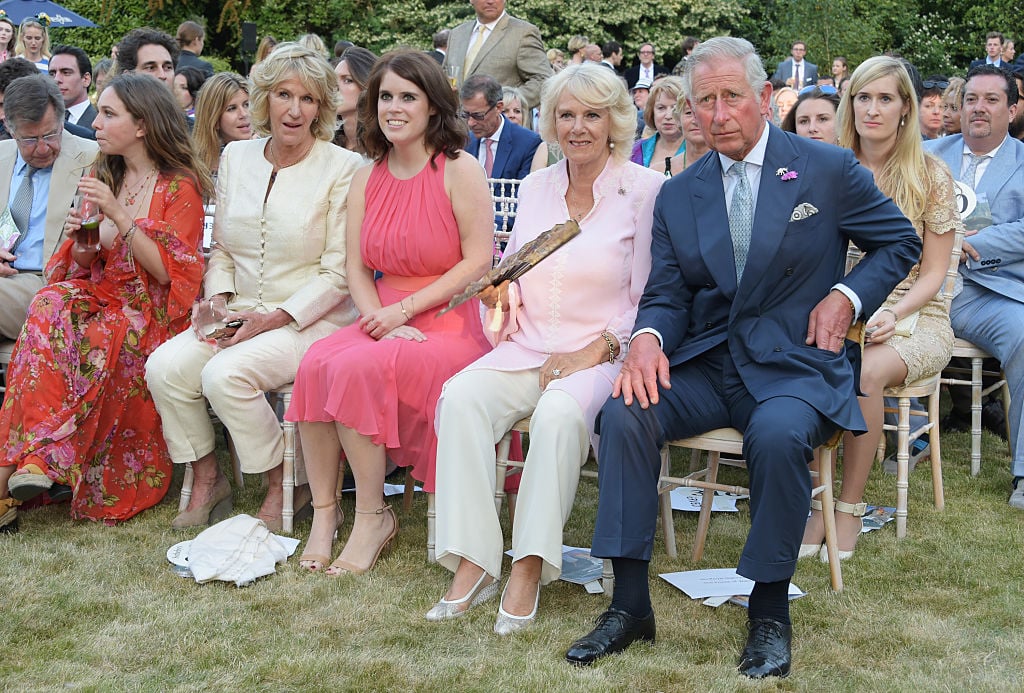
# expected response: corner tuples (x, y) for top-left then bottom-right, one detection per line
(168, 514), (301, 587)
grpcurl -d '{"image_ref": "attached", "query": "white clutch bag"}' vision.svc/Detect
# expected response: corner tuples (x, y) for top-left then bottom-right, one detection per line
(894, 310), (919, 338)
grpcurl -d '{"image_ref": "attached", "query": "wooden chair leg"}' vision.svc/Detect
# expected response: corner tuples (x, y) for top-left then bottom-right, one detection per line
(601, 558), (614, 595)
(895, 397), (910, 539)
(929, 382), (944, 511)
(970, 356), (984, 477)
(816, 444), (843, 592)
(179, 461), (194, 512)
(426, 492), (436, 563)
(493, 431), (513, 515)
(281, 418), (296, 534)
(691, 451), (719, 562)
(658, 445), (677, 559)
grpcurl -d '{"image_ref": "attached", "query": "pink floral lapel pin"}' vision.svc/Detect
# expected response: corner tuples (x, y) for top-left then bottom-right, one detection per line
(776, 167), (798, 181)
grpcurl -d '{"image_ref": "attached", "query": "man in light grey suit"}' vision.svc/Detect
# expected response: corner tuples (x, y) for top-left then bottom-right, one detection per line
(924, 65), (1024, 509)
(0, 74), (97, 339)
(443, 0), (552, 109)
(770, 41), (818, 88)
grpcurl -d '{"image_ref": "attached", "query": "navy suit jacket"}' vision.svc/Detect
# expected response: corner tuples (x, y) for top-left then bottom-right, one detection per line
(466, 116), (541, 181)
(624, 63), (669, 90)
(637, 126), (920, 432)
(771, 59), (818, 87)
(925, 134), (1024, 302)
(969, 58), (1010, 71)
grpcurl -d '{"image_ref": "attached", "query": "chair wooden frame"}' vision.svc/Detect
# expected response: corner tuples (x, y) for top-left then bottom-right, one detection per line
(661, 428), (845, 592)
(179, 384), (302, 533)
(875, 227), (964, 538)
(939, 340), (1011, 476)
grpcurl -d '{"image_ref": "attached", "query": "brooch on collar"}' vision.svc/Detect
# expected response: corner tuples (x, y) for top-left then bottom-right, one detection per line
(776, 167), (798, 181)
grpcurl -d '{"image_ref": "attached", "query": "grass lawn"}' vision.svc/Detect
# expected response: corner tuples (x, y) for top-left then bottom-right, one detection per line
(1, 412), (1023, 691)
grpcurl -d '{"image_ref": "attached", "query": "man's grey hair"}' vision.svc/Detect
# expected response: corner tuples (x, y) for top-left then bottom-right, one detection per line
(5, 74), (66, 132)
(460, 74), (503, 107)
(680, 36), (767, 101)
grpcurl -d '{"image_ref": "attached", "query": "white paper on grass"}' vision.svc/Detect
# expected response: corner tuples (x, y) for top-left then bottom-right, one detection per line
(341, 482), (421, 496)
(659, 568), (804, 600)
(670, 486), (748, 513)
(503, 545), (605, 586)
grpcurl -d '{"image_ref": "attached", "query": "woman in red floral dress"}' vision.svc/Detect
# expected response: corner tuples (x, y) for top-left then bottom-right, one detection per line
(0, 74), (210, 526)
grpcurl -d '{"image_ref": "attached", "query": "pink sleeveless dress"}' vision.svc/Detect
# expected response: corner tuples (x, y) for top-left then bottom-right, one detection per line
(286, 155), (490, 492)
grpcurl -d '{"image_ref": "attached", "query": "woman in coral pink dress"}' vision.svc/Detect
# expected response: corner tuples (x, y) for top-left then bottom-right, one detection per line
(286, 50), (493, 575)
(0, 74), (208, 525)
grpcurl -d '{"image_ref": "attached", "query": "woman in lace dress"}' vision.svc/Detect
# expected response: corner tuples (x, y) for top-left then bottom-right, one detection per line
(800, 56), (961, 560)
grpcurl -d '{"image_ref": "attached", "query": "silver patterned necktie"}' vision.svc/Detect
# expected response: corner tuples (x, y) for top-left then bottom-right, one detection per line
(10, 165), (38, 237)
(960, 152), (988, 188)
(728, 161), (753, 280)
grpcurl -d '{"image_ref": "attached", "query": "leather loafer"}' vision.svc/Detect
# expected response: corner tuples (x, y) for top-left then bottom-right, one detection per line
(565, 608), (655, 666)
(738, 617), (792, 678)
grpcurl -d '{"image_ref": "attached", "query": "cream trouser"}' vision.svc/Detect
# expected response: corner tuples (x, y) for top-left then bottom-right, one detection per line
(146, 321), (336, 473)
(434, 367), (589, 585)
(0, 272), (44, 340)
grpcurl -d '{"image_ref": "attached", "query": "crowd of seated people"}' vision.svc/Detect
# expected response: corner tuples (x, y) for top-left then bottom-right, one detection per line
(1, 18), (1023, 683)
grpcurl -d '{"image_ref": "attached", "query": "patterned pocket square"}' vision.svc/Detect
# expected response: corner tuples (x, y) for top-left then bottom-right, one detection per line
(790, 203), (819, 222)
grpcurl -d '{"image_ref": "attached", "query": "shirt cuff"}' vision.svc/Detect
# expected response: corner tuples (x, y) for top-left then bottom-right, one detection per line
(631, 327), (663, 349)
(830, 283), (862, 319)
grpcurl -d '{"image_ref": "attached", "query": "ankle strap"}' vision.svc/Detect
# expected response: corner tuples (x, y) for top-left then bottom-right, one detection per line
(313, 500), (338, 510)
(834, 500), (867, 517)
(355, 504), (391, 515)
(809, 499), (822, 511)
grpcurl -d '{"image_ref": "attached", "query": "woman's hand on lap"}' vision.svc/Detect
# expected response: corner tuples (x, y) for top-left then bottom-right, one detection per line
(359, 303), (408, 340)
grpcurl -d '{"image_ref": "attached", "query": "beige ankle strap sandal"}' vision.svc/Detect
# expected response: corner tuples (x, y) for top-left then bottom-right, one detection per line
(833, 500), (867, 516)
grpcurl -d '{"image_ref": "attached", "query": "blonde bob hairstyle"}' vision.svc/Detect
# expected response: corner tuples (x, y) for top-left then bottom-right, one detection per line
(249, 42), (338, 141)
(538, 63), (635, 163)
(838, 55), (928, 222)
(643, 75), (685, 131)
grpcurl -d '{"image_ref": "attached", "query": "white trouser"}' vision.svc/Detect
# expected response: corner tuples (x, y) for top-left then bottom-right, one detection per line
(146, 321), (336, 473)
(434, 367), (589, 585)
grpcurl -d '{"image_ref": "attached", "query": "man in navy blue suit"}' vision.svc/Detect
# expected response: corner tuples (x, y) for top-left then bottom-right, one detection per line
(460, 74), (541, 229)
(564, 37), (921, 678)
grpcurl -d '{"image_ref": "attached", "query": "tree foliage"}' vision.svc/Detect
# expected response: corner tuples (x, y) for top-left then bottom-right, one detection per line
(53, 0), (1016, 79)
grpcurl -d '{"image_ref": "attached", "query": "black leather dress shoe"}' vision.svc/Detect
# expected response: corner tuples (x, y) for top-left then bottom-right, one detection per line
(737, 617), (792, 678)
(565, 608), (655, 666)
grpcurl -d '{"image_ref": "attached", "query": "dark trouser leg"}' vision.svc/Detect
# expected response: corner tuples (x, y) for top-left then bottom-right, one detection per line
(591, 349), (730, 615)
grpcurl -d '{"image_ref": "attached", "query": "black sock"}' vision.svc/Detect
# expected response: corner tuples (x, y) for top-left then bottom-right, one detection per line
(609, 557), (651, 617)
(748, 579), (790, 625)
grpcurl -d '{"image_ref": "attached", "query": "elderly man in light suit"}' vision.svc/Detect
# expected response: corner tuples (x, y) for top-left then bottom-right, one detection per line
(443, 0), (552, 109)
(924, 65), (1024, 509)
(564, 37), (920, 677)
(0, 74), (96, 339)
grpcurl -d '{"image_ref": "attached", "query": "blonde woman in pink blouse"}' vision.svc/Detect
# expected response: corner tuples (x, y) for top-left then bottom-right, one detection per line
(428, 64), (665, 634)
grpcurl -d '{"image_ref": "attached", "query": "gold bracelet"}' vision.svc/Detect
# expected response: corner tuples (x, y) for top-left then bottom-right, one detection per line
(399, 298), (411, 321)
(601, 331), (617, 364)
(122, 222), (138, 271)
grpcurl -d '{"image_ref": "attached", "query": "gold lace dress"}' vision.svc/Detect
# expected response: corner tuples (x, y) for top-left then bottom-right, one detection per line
(879, 155), (962, 384)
